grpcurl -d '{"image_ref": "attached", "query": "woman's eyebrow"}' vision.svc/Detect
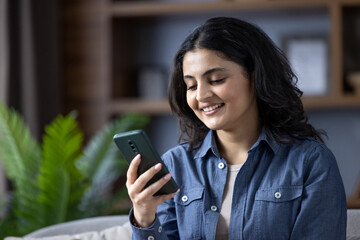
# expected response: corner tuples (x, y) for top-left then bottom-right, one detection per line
(202, 67), (227, 77)
(183, 67), (227, 80)
(183, 74), (194, 80)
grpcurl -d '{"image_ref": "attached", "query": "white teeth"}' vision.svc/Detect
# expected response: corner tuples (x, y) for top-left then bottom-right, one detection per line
(203, 104), (223, 112)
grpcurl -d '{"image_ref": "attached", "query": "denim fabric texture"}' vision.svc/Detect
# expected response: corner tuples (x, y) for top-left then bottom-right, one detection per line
(130, 130), (347, 240)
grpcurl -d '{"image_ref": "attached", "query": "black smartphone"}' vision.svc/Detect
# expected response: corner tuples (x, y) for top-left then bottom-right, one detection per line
(113, 129), (179, 196)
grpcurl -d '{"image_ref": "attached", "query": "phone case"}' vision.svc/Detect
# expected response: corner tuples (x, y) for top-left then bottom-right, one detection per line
(113, 129), (179, 196)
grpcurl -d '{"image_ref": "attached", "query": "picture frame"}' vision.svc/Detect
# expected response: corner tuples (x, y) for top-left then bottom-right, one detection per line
(137, 65), (168, 99)
(282, 35), (329, 96)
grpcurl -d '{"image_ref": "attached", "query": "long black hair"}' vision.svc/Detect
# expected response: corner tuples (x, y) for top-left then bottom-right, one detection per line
(168, 17), (325, 149)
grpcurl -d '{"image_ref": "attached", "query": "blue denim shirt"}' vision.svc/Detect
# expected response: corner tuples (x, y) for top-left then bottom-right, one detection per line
(130, 130), (347, 239)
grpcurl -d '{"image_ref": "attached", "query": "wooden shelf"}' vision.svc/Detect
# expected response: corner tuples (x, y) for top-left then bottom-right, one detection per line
(347, 199), (360, 208)
(302, 95), (360, 110)
(341, 0), (360, 6)
(109, 98), (171, 114)
(107, 0), (331, 17)
(347, 176), (360, 208)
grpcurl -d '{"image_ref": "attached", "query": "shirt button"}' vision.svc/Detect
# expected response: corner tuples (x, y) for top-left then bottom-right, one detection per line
(274, 191), (282, 199)
(218, 162), (225, 169)
(181, 195), (188, 202)
(148, 236), (155, 240)
(158, 226), (162, 232)
(211, 205), (218, 212)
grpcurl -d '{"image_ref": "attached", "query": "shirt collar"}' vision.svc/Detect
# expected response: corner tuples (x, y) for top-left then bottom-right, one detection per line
(194, 130), (219, 159)
(194, 128), (280, 159)
(250, 128), (280, 154)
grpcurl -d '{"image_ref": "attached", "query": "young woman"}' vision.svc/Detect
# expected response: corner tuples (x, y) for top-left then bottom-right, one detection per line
(126, 17), (347, 240)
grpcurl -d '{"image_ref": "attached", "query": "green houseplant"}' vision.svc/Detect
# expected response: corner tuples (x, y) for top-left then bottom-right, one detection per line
(0, 101), (149, 238)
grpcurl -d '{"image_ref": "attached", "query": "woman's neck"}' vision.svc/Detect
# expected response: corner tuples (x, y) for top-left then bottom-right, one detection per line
(216, 118), (261, 165)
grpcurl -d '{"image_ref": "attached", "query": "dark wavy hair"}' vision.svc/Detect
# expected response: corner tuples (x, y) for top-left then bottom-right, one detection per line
(168, 17), (325, 149)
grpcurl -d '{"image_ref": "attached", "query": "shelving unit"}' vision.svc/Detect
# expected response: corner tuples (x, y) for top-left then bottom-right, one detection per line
(348, 179), (360, 208)
(107, 1), (331, 16)
(62, 0), (360, 137)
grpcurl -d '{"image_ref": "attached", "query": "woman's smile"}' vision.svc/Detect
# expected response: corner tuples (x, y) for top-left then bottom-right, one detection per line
(202, 103), (225, 113)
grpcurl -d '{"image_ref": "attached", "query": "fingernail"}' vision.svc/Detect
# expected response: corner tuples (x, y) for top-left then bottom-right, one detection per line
(163, 173), (171, 180)
(134, 154), (141, 162)
(154, 163), (162, 170)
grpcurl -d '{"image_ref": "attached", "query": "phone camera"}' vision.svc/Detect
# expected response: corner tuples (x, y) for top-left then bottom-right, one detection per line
(128, 140), (138, 154)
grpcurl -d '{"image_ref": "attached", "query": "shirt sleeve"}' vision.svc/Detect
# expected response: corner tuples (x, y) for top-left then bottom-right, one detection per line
(129, 208), (169, 240)
(290, 144), (347, 240)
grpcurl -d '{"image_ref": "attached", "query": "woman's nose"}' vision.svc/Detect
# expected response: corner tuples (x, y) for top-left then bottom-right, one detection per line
(196, 84), (212, 101)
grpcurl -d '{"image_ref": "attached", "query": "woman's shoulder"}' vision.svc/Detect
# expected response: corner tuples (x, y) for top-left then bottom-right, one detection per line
(286, 136), (328, 152)
(285, 137), (337, 171)
(271, 137), (342, 188)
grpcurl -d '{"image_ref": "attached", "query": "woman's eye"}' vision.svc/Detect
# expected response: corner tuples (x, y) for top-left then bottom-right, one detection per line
(210, 78), (226, 85)
(186, 85), (197, 91)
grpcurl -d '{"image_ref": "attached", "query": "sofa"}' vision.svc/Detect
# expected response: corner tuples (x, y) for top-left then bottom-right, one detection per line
(5, 209), (360, 240)
(5, 215), (132, 240)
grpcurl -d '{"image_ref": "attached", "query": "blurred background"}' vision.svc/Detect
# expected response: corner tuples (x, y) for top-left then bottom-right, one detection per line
(1, 0), (360, 209)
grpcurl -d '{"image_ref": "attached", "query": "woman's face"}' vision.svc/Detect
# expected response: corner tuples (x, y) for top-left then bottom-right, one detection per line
(183, 48), (258, 132)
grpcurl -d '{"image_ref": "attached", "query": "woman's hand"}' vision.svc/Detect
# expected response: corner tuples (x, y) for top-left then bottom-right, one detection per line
(126, 154), (179, 228)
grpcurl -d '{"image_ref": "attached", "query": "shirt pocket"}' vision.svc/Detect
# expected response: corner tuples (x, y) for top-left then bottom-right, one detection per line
(255, 185), (303, 202)
(253, 186), (303, 240)
(174, 187), (204, 239)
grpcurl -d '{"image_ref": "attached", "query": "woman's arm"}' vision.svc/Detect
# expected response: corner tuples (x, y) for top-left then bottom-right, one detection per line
(290, 144), (347, 239)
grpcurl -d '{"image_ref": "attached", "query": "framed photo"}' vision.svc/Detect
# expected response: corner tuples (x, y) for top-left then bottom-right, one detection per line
(137, 65), (168, 99)
(282, 35), (329, 96)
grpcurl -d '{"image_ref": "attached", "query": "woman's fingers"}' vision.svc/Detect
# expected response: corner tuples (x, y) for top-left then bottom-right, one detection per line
(126, 156), (180, 227)
(126, 154), (141, 185)
(126, 154), (179, 205)
(139, 172), (172, 196)
(126, 155), (166, 196)
(138, 172), (180, 203)
(154, 188), (180, 205)
(133, 162), (163, 191)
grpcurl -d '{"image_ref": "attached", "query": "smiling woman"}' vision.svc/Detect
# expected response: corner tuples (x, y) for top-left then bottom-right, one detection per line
(126, 17), (347, 240)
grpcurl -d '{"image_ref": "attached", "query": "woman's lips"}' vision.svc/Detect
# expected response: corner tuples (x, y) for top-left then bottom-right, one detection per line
(202, 103), (224, 113)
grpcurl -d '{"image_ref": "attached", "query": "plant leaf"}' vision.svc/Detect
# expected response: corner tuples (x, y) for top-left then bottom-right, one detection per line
(0, 101), (42, 234)
(37, 114), (85, 226)
(0, 107), (149, 235)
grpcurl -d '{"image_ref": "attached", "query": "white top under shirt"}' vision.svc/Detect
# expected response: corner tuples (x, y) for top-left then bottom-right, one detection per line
(215, 164), (243, 240)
